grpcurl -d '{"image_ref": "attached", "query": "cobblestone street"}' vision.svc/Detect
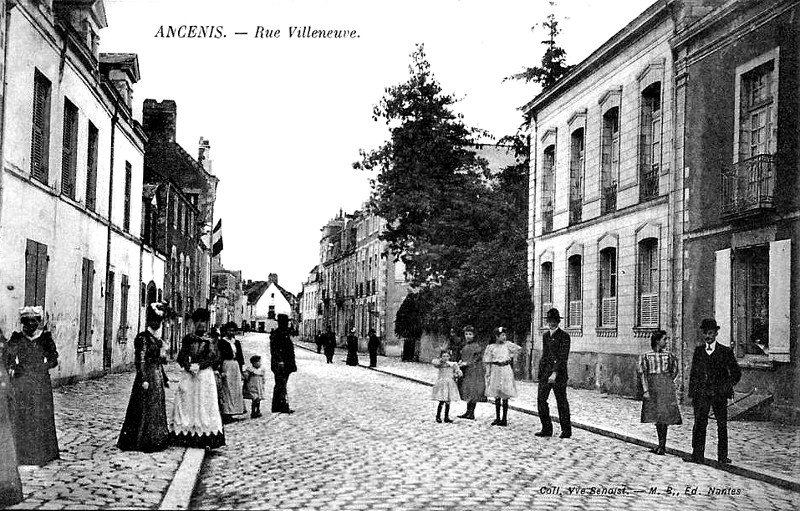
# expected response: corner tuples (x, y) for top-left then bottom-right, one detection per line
(190, 334), (800, 510)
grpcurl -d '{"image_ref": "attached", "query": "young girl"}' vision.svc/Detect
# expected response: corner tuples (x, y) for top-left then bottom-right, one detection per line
(431, 349), (462, 423)
(638, 330), (682, 455)
(483, 326), (522, 426)
(242, 355), (266, 419)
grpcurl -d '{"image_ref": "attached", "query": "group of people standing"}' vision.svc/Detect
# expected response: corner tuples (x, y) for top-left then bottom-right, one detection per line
(316, 328), (381, 368)
(429, 308), (742, 465)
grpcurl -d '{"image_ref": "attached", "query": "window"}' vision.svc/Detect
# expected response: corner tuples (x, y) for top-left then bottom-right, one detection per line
(61, 98), (79, 198)
(86, 122), (98, 211)
(569, 129), (584, 225)
(123, 162), (132, 232)
(739, 62), (774, 160)
(601, 107), (619, 214)
(638, 238), (659, 327)
(599, 248), (617, 327)
(541, 145), (555, 234)
(25, 239), (48, 308)
(31, 70), (52, 184)
(567, 255), (582, 327)
(173, 198), (178, 230)
(119, 274), (130, 342)
(268, 305), (276, 320)
(639, 82), (661, 201)
(732, 245), (769, 357)
(540, 262), (553, 327)
(78, 257), (94, 350)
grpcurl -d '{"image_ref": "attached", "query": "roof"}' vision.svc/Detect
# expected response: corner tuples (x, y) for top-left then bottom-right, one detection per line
(99, 53), (140, 82)
(244, 280), (297, 306)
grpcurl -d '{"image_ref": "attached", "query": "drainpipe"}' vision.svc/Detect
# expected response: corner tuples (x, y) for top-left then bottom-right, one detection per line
(105, 99), (118, 370)
(0, 0), (16, 228)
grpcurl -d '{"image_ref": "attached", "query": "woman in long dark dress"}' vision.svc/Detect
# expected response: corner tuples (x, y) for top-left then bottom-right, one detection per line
(117, 303), (170, 452)
(345, 328), (359, 366)
(638, 330), (682, 455)
(0, 329), (23, 507)
(217, 322), (245, 424)
(170, 308), (225, 449)
(5, 306), (59, 465)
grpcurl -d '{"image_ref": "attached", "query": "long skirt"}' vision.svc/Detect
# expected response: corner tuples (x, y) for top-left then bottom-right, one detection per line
(485, 366), (517, 399)
(641, 373), (682, 425)
(170, 368), (225, 448)
(0, 381), (23, 507)
(219, 360), (245, 416)
(117, 365), (170, 452)
(459, 366), (487, 402)
(7, 369), (59, 465)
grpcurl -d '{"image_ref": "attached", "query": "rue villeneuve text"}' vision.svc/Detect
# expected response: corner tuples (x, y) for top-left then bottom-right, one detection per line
(154, 26), (360, 39)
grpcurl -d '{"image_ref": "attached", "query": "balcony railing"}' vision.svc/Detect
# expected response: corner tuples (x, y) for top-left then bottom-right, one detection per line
(721, 154), (775, 218)
(639, 166), (659, 201)
(601, 183), (617, 215)
(569, 197), (582, 225)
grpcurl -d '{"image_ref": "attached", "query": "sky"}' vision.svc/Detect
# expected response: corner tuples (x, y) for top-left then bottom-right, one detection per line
(99, 0), (656, 294)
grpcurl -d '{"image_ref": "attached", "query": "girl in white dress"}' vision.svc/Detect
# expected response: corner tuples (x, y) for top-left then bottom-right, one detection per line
(483, 327), (522, 426)
(430, 349), (462, 423)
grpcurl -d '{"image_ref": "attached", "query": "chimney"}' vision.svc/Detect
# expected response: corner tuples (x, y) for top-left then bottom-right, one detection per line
(143, 99), (177, 143)
(198, 137), (213, 174)
(268, 273), (279, 286)
(99, 54), (140, 111)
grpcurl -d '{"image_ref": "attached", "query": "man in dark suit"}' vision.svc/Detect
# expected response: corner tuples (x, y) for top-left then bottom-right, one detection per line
(270, 314), (297, 414)
(323, 326), (336, 364)
(536, 308), (572, 438)
(686, 318), (741, 464)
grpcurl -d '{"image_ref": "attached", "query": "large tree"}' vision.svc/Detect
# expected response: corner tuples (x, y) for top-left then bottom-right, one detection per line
(507, 6), (572, 90)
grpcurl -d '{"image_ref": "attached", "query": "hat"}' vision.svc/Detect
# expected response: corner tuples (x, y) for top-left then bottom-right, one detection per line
(350, 327), (356, 333)
(19, 306), (43, 319)
(463, 325), (475, 333)
(191, 308), (211, 322)
(546, 308), (562, 321)
(146, 302), (166, 323)
(494, 326), (507, 335)
(700, 318), (720, 331)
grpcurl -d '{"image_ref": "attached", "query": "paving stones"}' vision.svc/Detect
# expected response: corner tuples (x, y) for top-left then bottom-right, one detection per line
(189, 333), (800, 510)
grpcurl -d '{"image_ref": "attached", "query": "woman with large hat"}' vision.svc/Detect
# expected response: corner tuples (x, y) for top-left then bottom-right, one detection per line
(169, 308), (225, 449)
(117, 302), (171, 452)
(4, 306), (60, 465)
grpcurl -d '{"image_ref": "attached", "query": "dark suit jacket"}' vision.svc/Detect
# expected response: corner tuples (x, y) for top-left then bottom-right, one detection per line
(538, 328), (570, 384)
(270, 328), (297, 374)
(688, 343), (742, 400)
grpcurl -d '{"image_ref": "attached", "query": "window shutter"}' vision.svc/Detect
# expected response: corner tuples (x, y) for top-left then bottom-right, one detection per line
(24, 240), (38, 306)
(35, 243), (48, 309)
(715, 248), (732, 346)
(601, 297), (617, 327)
(640, 293), (659, 328)
(569, 300), (583, 327)
(769, 240), (790, 362)
(79, 258), (93, 349)
(61, 102), (77, 198)
(31, 74), (50, 183)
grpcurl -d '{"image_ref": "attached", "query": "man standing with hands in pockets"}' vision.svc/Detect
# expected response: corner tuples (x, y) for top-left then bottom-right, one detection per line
(536, 308), (572, 438)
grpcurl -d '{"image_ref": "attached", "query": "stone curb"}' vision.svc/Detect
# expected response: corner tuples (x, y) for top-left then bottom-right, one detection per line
(296, 343), (800, 493)
(159, 448), (206, 510)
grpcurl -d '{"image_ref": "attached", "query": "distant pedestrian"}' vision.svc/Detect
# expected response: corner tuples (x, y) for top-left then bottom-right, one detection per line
(483, 326), (521, 427)
(315, 332), (323, 354)
(367, 329), (380, 367)
(0, 328), (23, 507)
(686, 318), (741, 464)
(345, 328), (359, 366)
(637, 330), (682, 455)
(536, 308), (572, 438)
(5, 306), (60, 465)
(431, 349), (462, 423)
(456, 325), (486, 420)
(170, 308), (225, 449)
(218, 322), (246, 424)
(270, 314), (297, 413)
(242, 355), (266, 419)
(323, 327), (336, 364)
(118, 302), (171, 452)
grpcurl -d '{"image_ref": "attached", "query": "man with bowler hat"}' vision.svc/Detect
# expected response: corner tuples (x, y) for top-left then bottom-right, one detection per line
(270, 314), (297, 413)
(536, 308), (572, 438)
(686, 318), (741, 464)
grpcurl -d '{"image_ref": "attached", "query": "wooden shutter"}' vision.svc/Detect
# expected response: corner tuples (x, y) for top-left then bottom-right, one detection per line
(601, 297), (617, 327)
(36, 244), (48, 309)
(79, 258), (94, 349)
(123, 162), (132, 232)
(61, 101), (78, 198)
(31, 72), (51, 183)
(569, 300), (583, 327)
(119, 274), (129, 343)
(24, 240), (38, 306)
(640, 293), (659, 328)
(715, 248), (732, 346)
(86, 123), (98, 211)
(769, 240), (790, 362)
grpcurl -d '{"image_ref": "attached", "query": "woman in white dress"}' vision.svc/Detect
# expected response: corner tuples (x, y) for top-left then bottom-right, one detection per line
(483, 327), (521, 426)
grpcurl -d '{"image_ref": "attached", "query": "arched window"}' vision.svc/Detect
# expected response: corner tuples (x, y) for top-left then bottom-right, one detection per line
(599, 248), (617, 327)
(640, 82), (662, 200)
(637, 238), (659, 327)
(601, 107), (620, 214)
(540, 261), (553, 327)
(569, 129), (585, 225)
(541, 145), (556, 233)
(567, 255), (583, 327)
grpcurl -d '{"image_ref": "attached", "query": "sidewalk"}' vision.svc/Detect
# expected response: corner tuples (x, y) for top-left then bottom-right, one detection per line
(297, 340), (800, 492)
(7, 364), (192, 510)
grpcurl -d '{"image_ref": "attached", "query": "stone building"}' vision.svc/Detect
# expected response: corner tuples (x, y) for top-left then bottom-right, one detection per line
(0, 0), (155, 380)
(299, 265), (321, 339)
(210, 262), (244, 329)
(525, 0), (680, 396)
(243, 274), (296, 333)
(674, 0), (800, 422)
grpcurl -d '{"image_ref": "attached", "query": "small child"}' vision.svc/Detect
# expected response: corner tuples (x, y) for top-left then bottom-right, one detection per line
(242, 355), (266, 418)
(431, 349), (462, 423)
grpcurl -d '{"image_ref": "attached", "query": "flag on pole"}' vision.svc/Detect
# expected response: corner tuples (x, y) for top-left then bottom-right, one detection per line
(212, 219), (223, 256)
